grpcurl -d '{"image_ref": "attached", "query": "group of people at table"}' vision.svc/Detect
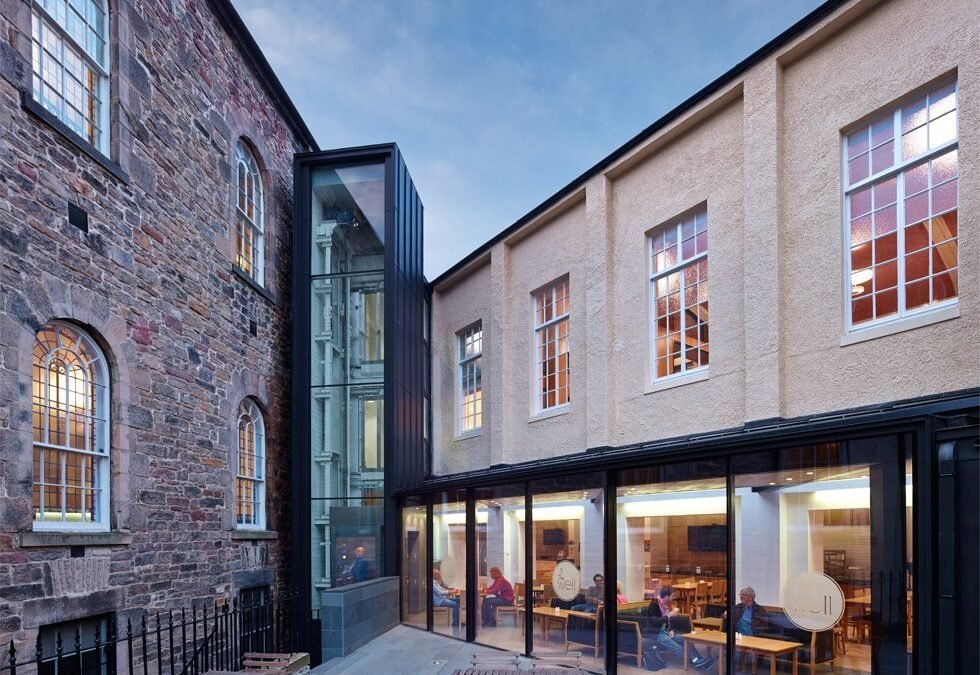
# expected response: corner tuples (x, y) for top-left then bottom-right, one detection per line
(432, 568), (771, 672)
(431, 566), (515, 627)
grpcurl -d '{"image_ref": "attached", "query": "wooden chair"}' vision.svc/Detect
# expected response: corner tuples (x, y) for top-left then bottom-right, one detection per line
(709, 578), (726, 604)
(496, 582), (525, 626)
(242, 653), (291, 673)
(616, 619), (644, 667)
(833, 620), (847, 656)
(432, 605), (453, 626)
(691, 581), (709, 619)
(564, 605), (602, 657)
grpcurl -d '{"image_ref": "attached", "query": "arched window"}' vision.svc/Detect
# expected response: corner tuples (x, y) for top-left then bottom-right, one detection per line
(32, 321), (110, 530)
(235, 140), (265, 285)
(237, 398), (266, 529)
(30, 0), (110, 153)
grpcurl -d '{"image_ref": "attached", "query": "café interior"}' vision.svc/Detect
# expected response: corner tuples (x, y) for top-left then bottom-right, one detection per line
(401, 440), (914, 674)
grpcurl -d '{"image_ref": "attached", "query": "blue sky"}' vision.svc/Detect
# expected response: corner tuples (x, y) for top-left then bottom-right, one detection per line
(232, 0), (825, 278)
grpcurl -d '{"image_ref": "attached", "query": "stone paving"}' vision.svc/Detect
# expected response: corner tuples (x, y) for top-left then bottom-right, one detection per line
(313, 624), (539, 674)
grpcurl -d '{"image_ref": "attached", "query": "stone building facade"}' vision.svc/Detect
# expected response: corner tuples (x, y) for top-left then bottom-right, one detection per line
(0, 0), (316, 643)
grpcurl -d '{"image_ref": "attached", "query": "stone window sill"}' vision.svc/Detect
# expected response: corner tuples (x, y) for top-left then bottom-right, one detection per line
(232, 529), (277, 541)
(644, 368), (709, 394)
(528, 404), (570, 424)
(18, 531), (132, 548)
(455, 429), (483, 442)
(21, 92), (129, 184)
(840, 303), (959, 346)
(232, 265), (276, 304)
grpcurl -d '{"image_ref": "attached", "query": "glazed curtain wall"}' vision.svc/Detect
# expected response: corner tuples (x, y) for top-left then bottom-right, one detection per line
(400, 435), (915, 674)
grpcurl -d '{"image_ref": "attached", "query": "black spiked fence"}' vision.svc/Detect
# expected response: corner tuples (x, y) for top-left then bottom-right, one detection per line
(2, 591), (320, 675)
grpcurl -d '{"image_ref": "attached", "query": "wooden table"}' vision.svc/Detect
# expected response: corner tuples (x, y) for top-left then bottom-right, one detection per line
(682, 630), (802, 675)
(843, 594), (872, 642)
(521, 607), (595, 641)
(671, 582), (704, 615)
(692, 617), (723, 631)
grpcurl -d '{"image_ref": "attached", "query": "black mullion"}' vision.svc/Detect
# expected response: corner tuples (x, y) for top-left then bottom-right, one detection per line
(915, 420), (934, 675)
(604, 471), (617, 674)
(466, 490), (476, 643)
(426, 499), (433, 631)
(725, 455), (734, 675)
(524, 485), (533, 657)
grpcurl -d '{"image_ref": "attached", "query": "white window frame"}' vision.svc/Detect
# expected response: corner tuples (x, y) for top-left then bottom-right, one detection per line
(648, 208), (709, 383)
(236, 140), (265, 285)
(32, 321), (110, 532)
(532, 279), (570, 414)
(236, 398), (266, 530)
(457, 322), (483, 434)
(843, 79), (959, 335)
(31, 0), (110, 154)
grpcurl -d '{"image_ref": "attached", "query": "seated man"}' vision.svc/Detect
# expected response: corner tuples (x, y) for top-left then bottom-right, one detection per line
(480, 566), (514, 627)
(571, 574), (605, 613)
(641, 586), (717, 671)
(432, 569), (460, 626)
(722, 586), (769, 636)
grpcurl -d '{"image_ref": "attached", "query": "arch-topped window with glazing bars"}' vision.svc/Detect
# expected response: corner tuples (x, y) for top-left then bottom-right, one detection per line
(235, 140), (265, 285)
(237, 398), (266, 529)
(32, 321), (110, 530)
(31, 0), (110, 153)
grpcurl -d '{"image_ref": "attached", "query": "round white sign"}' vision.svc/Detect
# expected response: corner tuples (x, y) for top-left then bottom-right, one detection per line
(781, 571), (845, 631)
(551, 560), (581, 602)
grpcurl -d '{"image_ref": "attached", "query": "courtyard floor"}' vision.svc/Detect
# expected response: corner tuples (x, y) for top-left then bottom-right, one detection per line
(313, 624), (539, 674)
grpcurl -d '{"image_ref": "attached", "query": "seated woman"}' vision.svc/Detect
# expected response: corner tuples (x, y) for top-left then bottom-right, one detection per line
(480, 566), (514, 627)
(641, 586), (718, 671)
(432, 569), (460, 626)
(616, 581), (628, 605)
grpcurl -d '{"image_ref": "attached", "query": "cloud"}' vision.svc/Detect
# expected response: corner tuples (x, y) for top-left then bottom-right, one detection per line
(231, 0), (825, 278)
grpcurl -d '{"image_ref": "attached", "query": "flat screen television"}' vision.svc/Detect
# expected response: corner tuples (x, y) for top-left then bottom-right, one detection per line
(542, 528), (566, 545)
(687, 524), (727, 552)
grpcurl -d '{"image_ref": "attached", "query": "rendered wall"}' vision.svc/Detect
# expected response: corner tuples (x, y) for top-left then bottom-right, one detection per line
(430, 0), (980, 475)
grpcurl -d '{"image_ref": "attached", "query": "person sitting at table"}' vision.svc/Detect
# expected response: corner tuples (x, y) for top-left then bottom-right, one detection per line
(432, 569), (460, 626)
(572, 574), (605, 612)
(616, 581), (628, 605)
(722, 586), (769, 636)
(480, 566), (514, 627)
(641, 586), (718, 671)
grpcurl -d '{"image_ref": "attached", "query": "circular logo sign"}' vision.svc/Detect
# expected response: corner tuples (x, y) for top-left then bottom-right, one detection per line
(551, 560), (581, 602)
(781, 571), (845, 631)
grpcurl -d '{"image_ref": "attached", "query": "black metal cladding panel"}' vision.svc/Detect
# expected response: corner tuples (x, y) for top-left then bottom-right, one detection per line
(386, 146), (427, 492)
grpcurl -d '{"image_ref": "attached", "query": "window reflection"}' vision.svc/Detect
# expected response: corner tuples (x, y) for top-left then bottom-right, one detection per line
(617, 463), (727, 675)
(402, 501), (427, 629)
(474, 489), (524, 653)
(531, 481), (606, 673)
(433, 493), (467, 636)
(732, 443), (911, 674)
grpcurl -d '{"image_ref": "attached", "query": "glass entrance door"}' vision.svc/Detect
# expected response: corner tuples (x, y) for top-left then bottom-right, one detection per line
(732, 439), (912, 674)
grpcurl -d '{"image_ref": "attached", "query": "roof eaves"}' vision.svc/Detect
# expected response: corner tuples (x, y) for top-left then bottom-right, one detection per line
(208, 0), (319, 152)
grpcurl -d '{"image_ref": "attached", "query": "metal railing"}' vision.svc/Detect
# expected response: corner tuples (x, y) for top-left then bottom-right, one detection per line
(2, 591), (320, 675)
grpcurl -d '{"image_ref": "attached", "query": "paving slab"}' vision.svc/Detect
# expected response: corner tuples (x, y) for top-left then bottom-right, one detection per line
(312, 625), (538, 674)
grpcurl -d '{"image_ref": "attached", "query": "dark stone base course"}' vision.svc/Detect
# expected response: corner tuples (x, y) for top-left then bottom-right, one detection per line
(321, 577), (400, 661)
(22, 588), (124, 629)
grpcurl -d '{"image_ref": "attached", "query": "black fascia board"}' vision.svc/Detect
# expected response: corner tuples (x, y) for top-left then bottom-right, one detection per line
(294, 142), (398, 166)
(395, 387), (979, 495)
(430, 0), (849, 289)
(209, 0), (319, 151)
